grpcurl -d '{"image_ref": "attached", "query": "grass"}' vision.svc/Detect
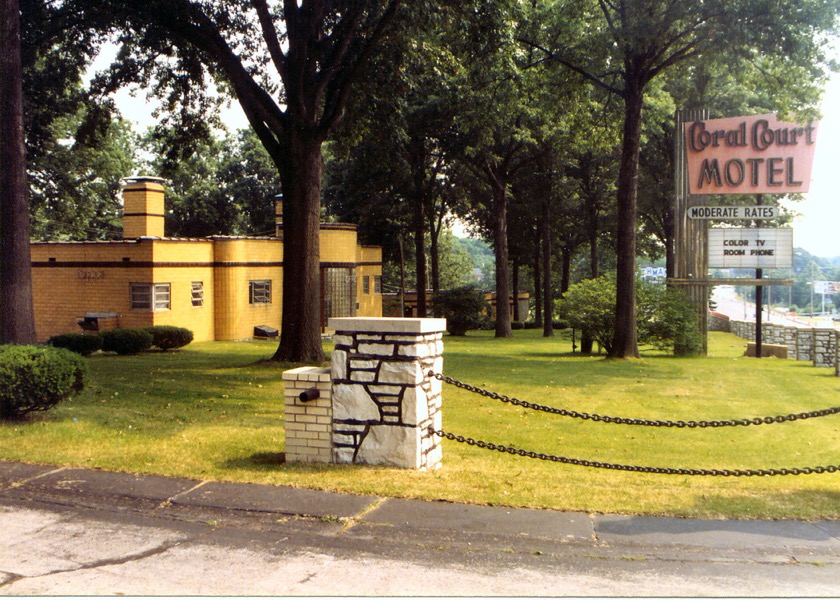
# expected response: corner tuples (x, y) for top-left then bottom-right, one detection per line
(2, 331), (840, 520)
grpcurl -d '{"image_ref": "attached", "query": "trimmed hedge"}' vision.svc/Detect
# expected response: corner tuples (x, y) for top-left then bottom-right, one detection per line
(101, 328), (154, 355)
(144, 326), (194, 351)
(0, 345), (88, 419)
(48, 333), (103, 356)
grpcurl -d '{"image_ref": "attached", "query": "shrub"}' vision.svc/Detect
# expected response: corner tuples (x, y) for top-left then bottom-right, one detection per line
(559, 276), (701, 355)
(144, 326), (194, 351)
(511, 321), (525, 330)
(0, 345), (88, 419)
(437, 286), (489, 336)
(639, 285), (703, 355)
(48, 333), (103, 356)
(101, 328), (153, 355)
(558, 276), (618, 354)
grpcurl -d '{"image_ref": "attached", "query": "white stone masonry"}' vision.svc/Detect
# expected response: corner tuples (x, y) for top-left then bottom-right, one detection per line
(282, 317), (446, 470)
(329, 317), (446, 470)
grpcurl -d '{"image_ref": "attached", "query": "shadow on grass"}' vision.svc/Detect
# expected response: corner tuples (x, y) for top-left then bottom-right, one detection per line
(224, 452), (287, 470)
(688, 489), (840, 525)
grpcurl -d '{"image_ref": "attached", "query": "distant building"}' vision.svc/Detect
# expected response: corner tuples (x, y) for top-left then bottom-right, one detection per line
(384, 290), (529, 321)
(31, 177), (382, 342)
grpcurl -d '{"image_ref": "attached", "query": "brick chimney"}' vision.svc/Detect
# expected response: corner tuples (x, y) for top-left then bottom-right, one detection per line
(122, 176), (166, 239)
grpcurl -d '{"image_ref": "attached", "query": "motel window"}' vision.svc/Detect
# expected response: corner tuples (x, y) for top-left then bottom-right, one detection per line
(374, 276), (382, 294)
(249, 280), (272, 304)
(191, 282), (204, 307)
(130, 283), (171, 311)
(363, 275), (370, 295)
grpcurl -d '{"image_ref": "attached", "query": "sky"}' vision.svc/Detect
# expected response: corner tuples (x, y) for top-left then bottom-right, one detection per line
(784, 71), (840, 258)
(100, 46), (840, 259)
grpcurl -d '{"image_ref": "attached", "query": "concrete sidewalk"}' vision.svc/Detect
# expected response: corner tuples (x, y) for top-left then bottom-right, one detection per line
(3, 459), (839, 553)
(3, 460), (840, 595)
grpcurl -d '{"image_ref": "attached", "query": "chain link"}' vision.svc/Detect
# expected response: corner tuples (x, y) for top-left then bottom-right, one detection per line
(429, 427), (840, 477)
(429, 371), (840, 428)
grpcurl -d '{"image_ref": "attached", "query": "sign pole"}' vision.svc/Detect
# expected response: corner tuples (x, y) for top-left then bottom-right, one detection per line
(673, 109), (710, 355)
(755, 194), (763, 358)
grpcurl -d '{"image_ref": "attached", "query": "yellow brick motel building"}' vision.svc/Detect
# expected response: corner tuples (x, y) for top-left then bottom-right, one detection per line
(31, 177), (383, 342)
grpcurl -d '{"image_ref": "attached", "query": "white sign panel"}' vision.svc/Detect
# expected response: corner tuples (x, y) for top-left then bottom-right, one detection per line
(814, 280), (830, 294)
(688, 206), (779, 220)
(708, 228), (793, 269)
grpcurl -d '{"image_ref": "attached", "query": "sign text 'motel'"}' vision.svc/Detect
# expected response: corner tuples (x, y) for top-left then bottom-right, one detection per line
(685, 114), (818, 195)
(688, 206), (779, 220)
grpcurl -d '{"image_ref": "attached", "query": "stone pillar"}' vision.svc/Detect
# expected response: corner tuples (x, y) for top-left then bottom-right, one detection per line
(797, 327), (813, 362)
(813, 327), (836, 368)
(835, 331), (840, 376)
(282, 366), (333, 463)
(329, 317), (445, 470)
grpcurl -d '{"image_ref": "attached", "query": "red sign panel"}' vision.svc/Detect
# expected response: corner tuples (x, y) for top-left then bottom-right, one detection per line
(684, 114), (818, 195)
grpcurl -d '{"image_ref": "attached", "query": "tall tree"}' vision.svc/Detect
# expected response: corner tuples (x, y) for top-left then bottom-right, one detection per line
(75, 0), (402, 362)
(529, 0), (839, 357)
(0, 0), (36, 343)
(449, 0), (540, 338)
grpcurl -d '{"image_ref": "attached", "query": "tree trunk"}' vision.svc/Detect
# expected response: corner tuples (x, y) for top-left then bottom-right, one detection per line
(429, 222), (442, 317)
(0, 0), (36, 344)
(410, 136), (427, 317)
(273, 134), (325, 362)
(512, 257), (520, 322)
(609, 80), (643, 359)
(588, 197), (599, 279)
(492, 177), (512, 338)
(533, 232), (542, 327)
(664, 210), (675, 279)
(541, 199), (553, 337)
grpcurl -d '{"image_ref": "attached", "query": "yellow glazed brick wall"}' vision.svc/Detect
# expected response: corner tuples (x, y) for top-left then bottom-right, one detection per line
(31, 240), (154, 341)
(31, 211), (381, 342)
(146, 240), (216, 341)
(213, 238), (283, 340)
(282, 366), (333, 463)
(123, 182), (165, 239)
(320, 226), (358, 263)
(356, 245), (383, 319)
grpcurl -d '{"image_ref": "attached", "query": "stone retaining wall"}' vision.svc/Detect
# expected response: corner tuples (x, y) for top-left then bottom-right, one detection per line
(728, 319), (840, 370)
(283, 317), (446, 470)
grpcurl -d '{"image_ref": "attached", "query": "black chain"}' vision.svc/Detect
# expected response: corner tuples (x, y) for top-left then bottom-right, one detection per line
(429, 428), (840, 477)
(429, 371), (840, 428)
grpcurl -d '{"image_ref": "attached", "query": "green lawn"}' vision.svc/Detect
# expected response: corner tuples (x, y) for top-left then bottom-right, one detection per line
(3, 330), (840, 520)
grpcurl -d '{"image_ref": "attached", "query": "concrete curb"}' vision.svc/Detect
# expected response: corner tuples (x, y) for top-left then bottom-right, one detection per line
(2, 460), (839, 553)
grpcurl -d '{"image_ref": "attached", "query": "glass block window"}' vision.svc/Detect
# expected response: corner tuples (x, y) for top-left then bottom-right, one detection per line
(323, 267), (356, 318)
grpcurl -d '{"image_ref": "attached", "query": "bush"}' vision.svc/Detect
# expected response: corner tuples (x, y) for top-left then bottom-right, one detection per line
(437, 286), (489, 336)
(101, 328), (154, 355)
(144, 326), (194, 351)
(511, 321), (525, 330)
(0, 345), (88, 419)
(559, 276), (701, 355)
(639, 285), (703, 355)
(48, 333), (103, 356)
(558, 276), (618, 354)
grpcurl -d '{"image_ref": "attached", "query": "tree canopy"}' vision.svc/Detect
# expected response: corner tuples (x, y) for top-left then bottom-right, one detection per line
(13, 0), (840, 357)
